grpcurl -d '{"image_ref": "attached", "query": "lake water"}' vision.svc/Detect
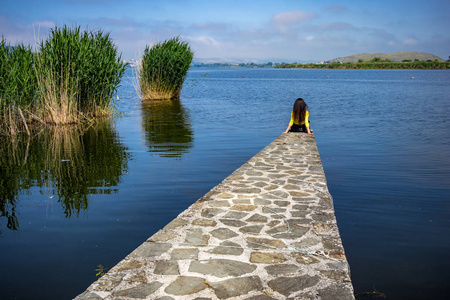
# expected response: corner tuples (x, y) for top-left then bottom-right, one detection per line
(0, 68), (449, 299)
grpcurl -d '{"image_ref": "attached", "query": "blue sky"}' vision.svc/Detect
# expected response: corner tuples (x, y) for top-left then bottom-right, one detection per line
(1, 0), (449, 62)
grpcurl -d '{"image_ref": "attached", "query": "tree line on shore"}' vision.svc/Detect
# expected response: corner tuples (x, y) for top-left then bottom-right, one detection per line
(275, 57), (450, 69)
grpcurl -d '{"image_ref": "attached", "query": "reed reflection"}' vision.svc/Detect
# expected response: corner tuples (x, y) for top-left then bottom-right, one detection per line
(0, 120), (129, 234)
(141, 99), (193, 158)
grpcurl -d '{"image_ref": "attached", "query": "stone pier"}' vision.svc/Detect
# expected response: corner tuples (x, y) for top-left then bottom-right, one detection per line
(75, 133), (354, 300)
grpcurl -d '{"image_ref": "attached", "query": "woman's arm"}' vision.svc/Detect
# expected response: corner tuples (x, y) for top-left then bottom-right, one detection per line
(283, 111), (294, 134)
(305, 111), (313, 135)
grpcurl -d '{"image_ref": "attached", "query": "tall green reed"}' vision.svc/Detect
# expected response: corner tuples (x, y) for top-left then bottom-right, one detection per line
(34, 25), (128, 124)
(139, 36), (194, 100)
(0, 38), (38, 135)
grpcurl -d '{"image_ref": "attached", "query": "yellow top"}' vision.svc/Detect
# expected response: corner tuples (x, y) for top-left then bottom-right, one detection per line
(289, 110), (309, 127)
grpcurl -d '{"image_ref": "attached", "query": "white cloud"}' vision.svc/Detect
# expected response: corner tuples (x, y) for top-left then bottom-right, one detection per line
(185, 35), (220, 46)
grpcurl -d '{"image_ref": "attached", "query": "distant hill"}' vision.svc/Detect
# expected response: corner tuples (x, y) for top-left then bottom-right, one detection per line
(328, 52), (444, 63)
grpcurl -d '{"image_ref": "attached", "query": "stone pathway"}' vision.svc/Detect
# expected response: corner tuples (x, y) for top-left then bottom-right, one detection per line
(75, 133), (354, 300)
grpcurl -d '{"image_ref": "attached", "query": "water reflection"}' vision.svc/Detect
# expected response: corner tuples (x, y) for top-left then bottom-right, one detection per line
(0, 121), (129, 233)
(141, 99), (193, 158)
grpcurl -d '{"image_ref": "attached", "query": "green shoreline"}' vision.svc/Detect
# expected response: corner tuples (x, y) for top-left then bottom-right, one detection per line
(275, 61), (450, 70)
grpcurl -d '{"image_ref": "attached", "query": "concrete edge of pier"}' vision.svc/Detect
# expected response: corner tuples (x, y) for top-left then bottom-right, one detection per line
(75, 133), (355, 300)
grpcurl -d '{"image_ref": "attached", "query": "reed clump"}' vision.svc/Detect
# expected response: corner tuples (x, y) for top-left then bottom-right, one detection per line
(35, 25), (128, 124)
(139, 36), (194, 100)
(0, 25), (127, 135)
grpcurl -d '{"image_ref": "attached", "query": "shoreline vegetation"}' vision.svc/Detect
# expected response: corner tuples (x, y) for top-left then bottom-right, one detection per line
(192, 59), (450, 69)
(1, 25), (127, 136)
(192, 53), (449, 69)
(274, 58), (450, 69)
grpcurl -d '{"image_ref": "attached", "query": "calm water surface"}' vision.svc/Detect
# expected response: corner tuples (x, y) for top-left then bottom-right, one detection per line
(0, 68), (449, 299)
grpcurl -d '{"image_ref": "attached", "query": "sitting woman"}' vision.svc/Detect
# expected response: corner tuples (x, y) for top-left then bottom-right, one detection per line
(282, 98), (313, 135)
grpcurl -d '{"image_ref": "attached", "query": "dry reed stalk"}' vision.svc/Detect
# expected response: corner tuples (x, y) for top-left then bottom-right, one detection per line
(7, 107), (17, 136)
(18, 107), (30, 136)
(140, 84), (175, 101)
(36, 66), (80, 125)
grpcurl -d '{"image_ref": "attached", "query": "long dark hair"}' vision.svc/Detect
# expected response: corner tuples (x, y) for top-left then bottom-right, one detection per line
(293, 98), (308, 124)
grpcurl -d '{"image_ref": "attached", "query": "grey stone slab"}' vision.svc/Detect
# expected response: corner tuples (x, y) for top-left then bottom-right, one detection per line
(230, 204), (258, 211)
(210, 228), (239, 240)
(292, 204), (310, 211)
(148, 229), (178, 242)
(185, 229), (210, 245)
(201, 208), (226, 218)
(133, 242), (172, 258)
(250, 252), (287, 264)
(245, 170), (264, 176)
(274, 200), (290, 207)
(112, 282), (163, 298)
(266, 224), (309, 239)
(246, 213), (268, 223)
(254, 198), (272, 205)
(288, 218), (313, 225)
(291, 237), (320, 249)
(208, 241), (244, 255)
(232, 187), (262, 194)
(208, 200), (231, 207)
(264, 264), (300, 275)
(246, 237), (286, 249)
(192, 218), (217, 227)
(112, 259), (146, 272)
(239, 224), (264, 235)
(171, 248), (199, 260)
(189, 259), (256, 278)
(165, 218), (189, 230)
(127, 271), (147, 283)
(223, 211), (248, 219)
(219, 218), (247, 227)
(291, 211), (308, 218)
(164, 276), (207, 296)
(233, 199), (252, 204)
(266, 220), (281, 227)
(317, 283), (355, 300)
(153, 260), (179, 275)
(268, 275), (320, 297)
(210, 276), (263, 299)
